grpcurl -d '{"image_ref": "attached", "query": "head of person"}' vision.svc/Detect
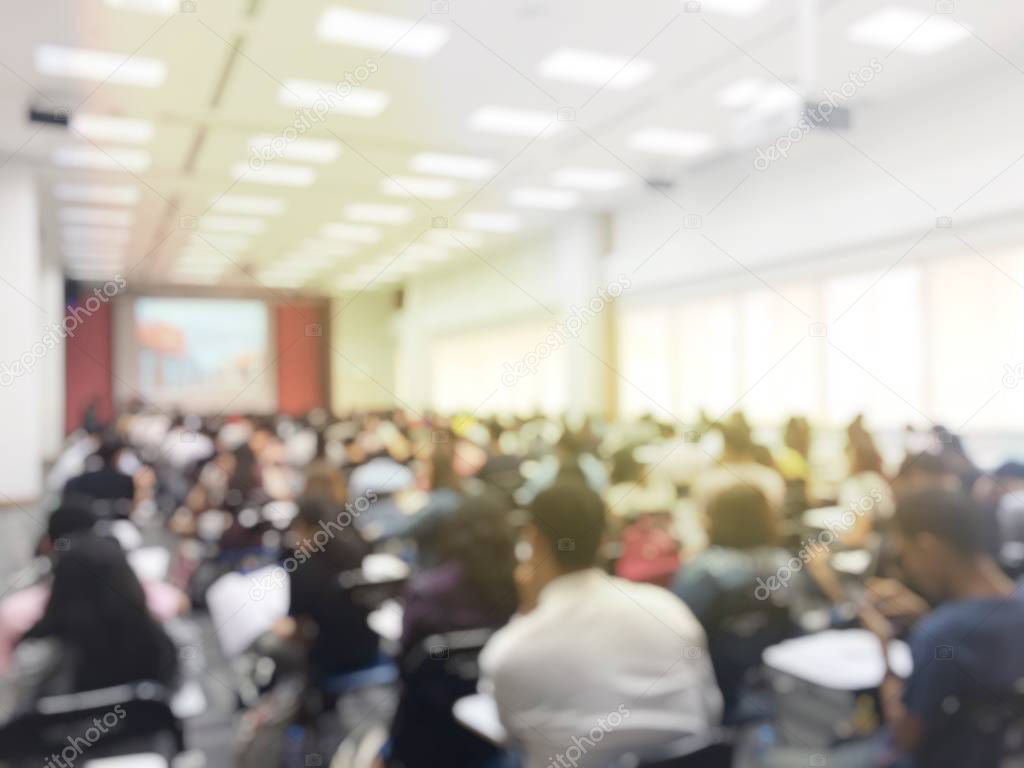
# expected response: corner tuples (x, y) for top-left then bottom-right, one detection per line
(96, 434), (124, 469)
(526, 482), (606, 577)
(897, 452), (961, 493)
(610, 448), (643, 486)
(893, 489), (988, 602)
(39, 497), (98, 555)
(715, 415), (756, 461)
(784, 416), (811, 458)
(847, 429), (884, 475)
(435, 492), (518, 618)
(22, 535), (178, 691)
(289, 495), (367, 572)
(705, 485), (778, 550)
(305, 459), (348, 506)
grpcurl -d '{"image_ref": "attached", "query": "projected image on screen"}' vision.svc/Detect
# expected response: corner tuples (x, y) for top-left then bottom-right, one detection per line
(133, 298), (273, 410)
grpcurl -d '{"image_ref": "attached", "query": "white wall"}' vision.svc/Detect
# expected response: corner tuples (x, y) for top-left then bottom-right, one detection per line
(330, 289), (400, 413)
(0, 165), (43, 500)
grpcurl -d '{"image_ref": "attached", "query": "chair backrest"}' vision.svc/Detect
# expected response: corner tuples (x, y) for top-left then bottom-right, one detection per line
(0, 680), (183, 763)
(918, 691), (1024, 768)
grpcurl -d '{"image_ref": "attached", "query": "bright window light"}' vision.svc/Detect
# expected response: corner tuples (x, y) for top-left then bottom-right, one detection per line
(248, 135), (341, 164)
(63, 225), (132, 245)
(380, 176), (457, 200)
(344, 204), (414, 224)
(847, 6), (970, 54)
(627, 128), (715, 157)
(199, 215), (266, 234)
(552, 167), (626, 191)
(278, 79), (390, 117)
(210, 194), (285, 216)
(104, 0), (178, 14)
(510, 187), (579, 210)
(461, 212), (521, 233)
(321, 222), (381, 243)
(60, 207), (134, 226)
(469, 106), (560, 137)
(71, 114), (153, 144)
(53, 146), (151, 172)
(316, 7), (450, 57)
(35, 45), (166, 87)
(538, 48), (655, 88)
(233, 162), (316, 187)
(410, 152), (496, 180)
(54, 182), (140, 205)
(700, 0), (770, 17)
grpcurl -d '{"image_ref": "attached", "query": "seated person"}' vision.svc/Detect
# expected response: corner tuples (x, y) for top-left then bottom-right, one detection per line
(274, 497), (378, 681)
(387, 493), (518, 768)
(480, 483), (722, 768)
(0, 501), (186, 674)
(672, 486), (795, 718)
(9, 535), (179, 707)
(859, 489), (1024, 767)
(62, 435), (135, 518)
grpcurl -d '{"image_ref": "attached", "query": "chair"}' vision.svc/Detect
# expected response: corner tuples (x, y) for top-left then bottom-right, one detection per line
(389, 628), (500, 768)
(917, 691), (1024, 768)
(0, 681), (183, 766)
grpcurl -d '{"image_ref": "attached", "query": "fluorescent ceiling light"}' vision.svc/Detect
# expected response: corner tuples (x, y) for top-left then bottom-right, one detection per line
(278, 79), (390, 117)
(538, 48), (655, 88)
(380, 176), (457, 200)
(63, 225), (132, 245)
(403, 244), (450, 262)
(248, 134), (341, 164)
(190, 232), (251, 251)
(321, 222), (381, 243)
(60, 207), (134, 226)
(54, 182), (139, 205)
(71, 114), (153, 144)
(717, 78), (763, 108)
(283, 252), (341, 268)
(199, 215), (266, 234)
(410, 152), (496, 180)
(627, 128), (715, 157)
(344, 203), (414, 224)
(53, 146), (151, 172)
(552, 167), (625, 191)
(233, 162), (316, 187)
(510, 187), (579, 210)
(700, 0), (769, 16)
(469, 106), (559, 137)
(462, 212), (521, 233)
(104, 0), (177, 14)
(316, 7), (449, 57)
(210, 194), (285, 216)
(35, 45), (166, 87)
(301, 238), (356, 255)
(847, 6), (970, 54)
(426, 228), (483, 249)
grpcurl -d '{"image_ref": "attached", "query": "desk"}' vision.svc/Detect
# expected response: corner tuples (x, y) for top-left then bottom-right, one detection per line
(764, 629), (912, 689)
(367, 599), (403, 642)
(362, 553), (411, 583)
(453, 693), (507, 745)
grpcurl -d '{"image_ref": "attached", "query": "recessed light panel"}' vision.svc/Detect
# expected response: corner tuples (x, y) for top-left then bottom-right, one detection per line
(60, 207), (134, 226)
(538, 48), (655, 88)
(461, 212), (521, 233)
(344, 204), (414, 224)
(278, 79), (390, 117)
(53, 146), (152, 172)
(54, 183), (140, 205)
(847, 6), (969, 54)
(316, 7), (450, 57)
(380, 176), (457, 200)
(552, 167), (625, 191)
(233, 162), (316, 187)
(35, 45), (166, 87)
(210, 195), (286, 216)
(321, 223), (381, 243)
(71, 114), (154, 144)
(469, 106), (559, 137)
(410, 152), (496, 180)
(510, 187), (580, 210)
(248, 135), (341, 164)
(627, 128), (715, 157)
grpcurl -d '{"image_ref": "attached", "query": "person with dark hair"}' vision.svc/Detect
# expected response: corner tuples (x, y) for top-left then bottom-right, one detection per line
(62, 434), (135, 518)
(691, 413), (786, 519)
(272, 497), (376, 682)
(858, 489), (1024, 766)
(479, 483), (721, 768)
(672, 486), (794, 717)
(10, 536), (179, 705)
(895, 451), (961, 494)
(837, 418), (895, 547)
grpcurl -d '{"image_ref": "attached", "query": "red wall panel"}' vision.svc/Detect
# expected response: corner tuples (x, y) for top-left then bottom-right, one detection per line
(65, 298), (114, 433)
(275, 303), (327, 416)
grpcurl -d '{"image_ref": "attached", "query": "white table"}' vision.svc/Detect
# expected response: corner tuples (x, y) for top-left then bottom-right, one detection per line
(763, 628), (912, 690)
(453, 693), (507, 745)
(367, 599), (403, 641)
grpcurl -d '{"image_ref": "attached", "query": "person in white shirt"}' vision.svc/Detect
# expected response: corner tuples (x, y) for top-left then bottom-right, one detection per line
(479, 483), (722, 768)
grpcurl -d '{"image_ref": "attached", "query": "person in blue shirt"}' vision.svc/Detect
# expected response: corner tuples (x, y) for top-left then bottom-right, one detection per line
(860, 488), (1024, 767)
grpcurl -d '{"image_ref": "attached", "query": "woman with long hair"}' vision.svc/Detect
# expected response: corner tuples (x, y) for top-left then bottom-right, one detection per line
(14, 535), (178, 702)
